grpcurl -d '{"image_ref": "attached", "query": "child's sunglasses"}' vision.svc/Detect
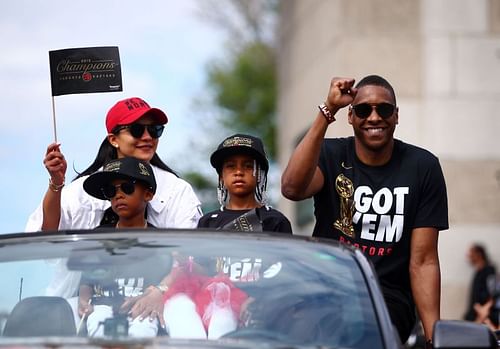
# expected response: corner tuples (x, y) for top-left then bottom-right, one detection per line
(102, 181), (136, 199)
(113, 124), (165, 139)
(351, 103), (395, 119)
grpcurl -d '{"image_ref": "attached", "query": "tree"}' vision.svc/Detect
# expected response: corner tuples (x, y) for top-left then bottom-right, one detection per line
(183, 0), (279, 210)
(195, 0), (278, 160)
(206, 41), (277, 157)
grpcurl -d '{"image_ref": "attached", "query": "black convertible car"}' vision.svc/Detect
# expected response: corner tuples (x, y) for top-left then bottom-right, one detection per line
(0, 230), (496, 349)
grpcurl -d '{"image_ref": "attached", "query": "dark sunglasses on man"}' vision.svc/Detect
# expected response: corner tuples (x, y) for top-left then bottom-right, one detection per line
(350, 103), (395, 119)
(101, 180), (141, 199)
(113, 123), (165, 139)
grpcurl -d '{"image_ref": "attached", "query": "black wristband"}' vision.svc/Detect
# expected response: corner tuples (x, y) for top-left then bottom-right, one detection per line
(318, 103), (336, 124)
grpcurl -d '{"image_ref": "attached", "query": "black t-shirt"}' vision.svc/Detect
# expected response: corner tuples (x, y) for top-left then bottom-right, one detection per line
(84, 222), (160, 305)
(197, 207), (293, 234)
(314, 137), (448, 308)
(80, 254), (166, 306)
(197, 206), (291, 296)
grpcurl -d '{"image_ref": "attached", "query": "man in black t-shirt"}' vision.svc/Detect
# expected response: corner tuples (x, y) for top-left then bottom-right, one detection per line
(281, 75), (449, 346)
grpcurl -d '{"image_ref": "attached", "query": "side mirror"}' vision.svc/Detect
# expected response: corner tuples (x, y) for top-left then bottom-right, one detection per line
(433, 320), (497, 349)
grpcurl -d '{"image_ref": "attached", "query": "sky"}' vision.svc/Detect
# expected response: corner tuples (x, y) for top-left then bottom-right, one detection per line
(0, 0), (226, 233)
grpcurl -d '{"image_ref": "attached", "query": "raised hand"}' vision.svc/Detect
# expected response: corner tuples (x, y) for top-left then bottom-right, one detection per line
(44, 143), (67, 187)
(325, 77), (358, 112)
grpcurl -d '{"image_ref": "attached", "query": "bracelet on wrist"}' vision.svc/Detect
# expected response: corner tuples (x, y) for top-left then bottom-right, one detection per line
(318, 103), (336, 124)
(152, 284), (169, 294)
(49, 178), (65, 192)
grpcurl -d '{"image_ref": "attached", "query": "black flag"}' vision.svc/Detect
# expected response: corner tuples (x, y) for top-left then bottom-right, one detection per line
(49, 46), (122, 96)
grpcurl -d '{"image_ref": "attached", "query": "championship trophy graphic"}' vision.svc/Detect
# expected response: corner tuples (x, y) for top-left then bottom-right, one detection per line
(333, 173), (355, 238)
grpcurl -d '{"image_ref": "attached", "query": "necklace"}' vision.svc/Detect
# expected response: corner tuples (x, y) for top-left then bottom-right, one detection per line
(116, 220), (148, 229)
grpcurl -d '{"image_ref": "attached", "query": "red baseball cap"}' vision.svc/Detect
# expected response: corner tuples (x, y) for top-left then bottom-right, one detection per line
(105, 97), (168, 133)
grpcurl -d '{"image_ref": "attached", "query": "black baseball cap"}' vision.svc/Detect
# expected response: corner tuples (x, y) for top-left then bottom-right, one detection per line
(210, 134), (269, 173)
(83, 157), (156, 200)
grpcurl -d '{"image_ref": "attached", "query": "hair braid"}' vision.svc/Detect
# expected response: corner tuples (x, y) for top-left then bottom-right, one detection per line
(217, 179), (228, 209)
(254, 164), (268, 206)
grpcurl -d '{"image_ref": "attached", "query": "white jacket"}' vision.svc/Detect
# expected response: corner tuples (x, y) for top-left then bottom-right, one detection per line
(26, 165), (202, 232)
(25, 165), (202, 298)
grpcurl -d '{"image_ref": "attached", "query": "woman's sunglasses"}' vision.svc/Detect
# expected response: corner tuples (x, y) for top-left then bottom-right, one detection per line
(101, 181), (137, 199)
(113, 124), (165, 139)
(351, 103), (395, 119)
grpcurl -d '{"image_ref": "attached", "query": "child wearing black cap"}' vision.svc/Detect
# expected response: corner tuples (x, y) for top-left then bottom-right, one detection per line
(188, 134), (291, 337)
(145, 135), (291, 339)
(79, 157), (161, 337)
(83, 156), (157, 229)
(198, 134), (292, 233)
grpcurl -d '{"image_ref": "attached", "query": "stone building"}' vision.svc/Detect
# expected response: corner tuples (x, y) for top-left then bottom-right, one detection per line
(276, 0), (500, 319)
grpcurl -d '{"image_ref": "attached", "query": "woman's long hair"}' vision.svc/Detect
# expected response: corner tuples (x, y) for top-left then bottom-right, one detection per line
(74, 137), (177, 181)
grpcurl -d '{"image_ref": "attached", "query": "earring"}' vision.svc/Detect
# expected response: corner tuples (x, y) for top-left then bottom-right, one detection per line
(112, 144), (118, 148)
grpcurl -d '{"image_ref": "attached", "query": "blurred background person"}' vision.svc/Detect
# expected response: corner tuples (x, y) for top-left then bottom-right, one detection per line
(463, 243), (496, 324)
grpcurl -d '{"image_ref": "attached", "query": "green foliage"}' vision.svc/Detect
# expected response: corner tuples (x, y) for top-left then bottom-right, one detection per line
(182, 170), (219, 213)
(186, 0), (279, 203)
(182, 171), (215, 190)
(206, 41), (277, 160)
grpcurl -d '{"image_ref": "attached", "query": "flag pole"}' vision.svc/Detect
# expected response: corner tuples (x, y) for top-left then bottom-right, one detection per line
(51, 95), (58, 143)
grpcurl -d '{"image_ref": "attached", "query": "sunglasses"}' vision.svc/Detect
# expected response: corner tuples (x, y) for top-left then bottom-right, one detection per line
(101, 181), (137, 199)
(351, 103), (395, 119)
(114, 124), (165, 139)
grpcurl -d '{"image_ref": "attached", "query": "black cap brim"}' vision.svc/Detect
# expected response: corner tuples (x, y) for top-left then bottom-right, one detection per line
(210, 146), (269, 173)
(83, 173), (132, 200)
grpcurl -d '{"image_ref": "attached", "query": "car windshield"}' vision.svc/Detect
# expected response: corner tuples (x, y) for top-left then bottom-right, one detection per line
(0, 231), (384, 348)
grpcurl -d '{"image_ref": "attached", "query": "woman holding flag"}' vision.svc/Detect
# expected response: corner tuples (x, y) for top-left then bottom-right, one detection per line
(26, 96), (203, 332)
(27, 96), (201, 231)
